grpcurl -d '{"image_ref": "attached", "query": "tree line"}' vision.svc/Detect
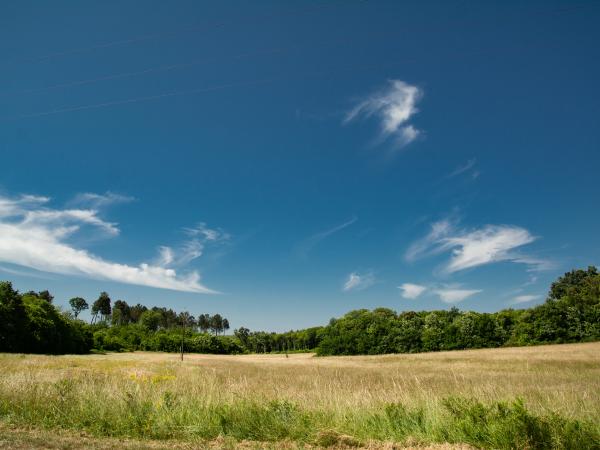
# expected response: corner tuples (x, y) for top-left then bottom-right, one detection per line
(316, 266), (600, 355)
(68, 292), (231, 335)
(1, 267), (599, 355)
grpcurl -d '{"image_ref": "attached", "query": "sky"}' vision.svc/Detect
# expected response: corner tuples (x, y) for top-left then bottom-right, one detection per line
(1, 0), (599, 331)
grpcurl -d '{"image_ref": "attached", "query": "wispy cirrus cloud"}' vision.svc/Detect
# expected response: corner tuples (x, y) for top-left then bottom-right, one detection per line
(343, 271), (376, 292)
(294, 216), (357, 259)
(69, 191), (135, 209)
(510, 294), (542, 305)
(399, 283), (427, 299)
(442, 226), (536, 273)
(344, 80), (423, 148)
(434, 287), (482, 303)
(446, 158), (480, 180)
(157, 223), (230, 268)
(405, 219), (454, 263)
(0, 193), (218, 293)
(406, 219), (551, 274)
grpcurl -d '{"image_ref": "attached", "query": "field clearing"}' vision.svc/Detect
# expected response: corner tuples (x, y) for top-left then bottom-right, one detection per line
(0, 342), (599, 448)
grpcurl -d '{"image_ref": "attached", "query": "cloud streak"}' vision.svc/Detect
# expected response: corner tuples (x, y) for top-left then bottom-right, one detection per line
(344, 80), (423, 148)
(295, 216), (357, 259)
(0, 193), (217, 293)
(434, 288), (482, 303)
(446, 158), (479, 180)
(510, 294), (542, 305)
(157, 223), (230, 268)
(70, 191), (135, 209)
(406, 219), (550, 274)
(343, 271), (375, 292)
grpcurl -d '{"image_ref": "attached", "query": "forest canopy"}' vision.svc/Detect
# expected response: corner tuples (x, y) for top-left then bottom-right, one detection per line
(0, 266), (598, 356)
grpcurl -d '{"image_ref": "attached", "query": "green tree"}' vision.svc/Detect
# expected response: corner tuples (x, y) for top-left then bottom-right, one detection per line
(235, 327), (250, 347)
(198, 313), (211, 333)
(69, 297), (88, 318)
(37, 290), (54, 303)
(222, 318), (230, 335)
(112, 300), (131, 325)
(210, 314), (223, 335)
(129, 303), (147, 323)
(91, 292), (111, 324)
(0, 281), (27, 352)
(549, 266), (598, 301)
(140, 310), (162, 332)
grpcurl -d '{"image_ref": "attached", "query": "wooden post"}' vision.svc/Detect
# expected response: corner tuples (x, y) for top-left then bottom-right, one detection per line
(180, 318), (185, 361)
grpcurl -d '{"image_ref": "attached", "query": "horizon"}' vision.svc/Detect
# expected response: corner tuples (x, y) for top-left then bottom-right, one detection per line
(2, 0), (599, 332)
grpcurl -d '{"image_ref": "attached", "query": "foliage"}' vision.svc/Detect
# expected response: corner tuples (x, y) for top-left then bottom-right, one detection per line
(0, 282), (92, 354)
(92, 323), (245, 354)
(68, 297), (88, 318)
(91, 291), (111, 324)
(316, 267), (600, 355)
(1, 266), (599, 356)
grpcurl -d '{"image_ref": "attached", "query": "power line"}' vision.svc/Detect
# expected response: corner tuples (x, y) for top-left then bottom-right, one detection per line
(0, 48), (286, 97)
(1, 38), (568, 122)
(6, 78), (276, 120)
(1, 2), (596, 121)
(1, 1), (358, 67)
(0, 1), (593, 99)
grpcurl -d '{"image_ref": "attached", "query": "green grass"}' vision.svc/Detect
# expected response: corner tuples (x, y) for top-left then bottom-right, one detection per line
(1, 343), (599, 449)
(1, 391), (597, 448)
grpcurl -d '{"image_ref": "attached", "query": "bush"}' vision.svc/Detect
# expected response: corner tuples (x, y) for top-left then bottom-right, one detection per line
(0, 282), (92, 354)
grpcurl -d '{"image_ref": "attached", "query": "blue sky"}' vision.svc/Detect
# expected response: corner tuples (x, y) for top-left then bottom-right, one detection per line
(1, 0), (599, 331)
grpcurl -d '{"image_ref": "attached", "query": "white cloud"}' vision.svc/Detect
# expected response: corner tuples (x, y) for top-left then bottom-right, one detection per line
(405, 219), (453, 262)
(157, 246), (175, 266)
(399, 283), (426, 299)
(511, 294), (542, 305)
(344, 80), (423, 148)
(434, 288), (482, 303)
(441, 226), (536, 273)
(343, 271), (375, 292)
(0, 193), (217, 293)
(447, 158), (477, 179)
(406, 219), (550, 273)
(158, 223), (231, 269)
(184, 222), (230, 242)
(22, 209), (120, 237)
(295, 216), (357, 259)
(70, 191), (135, 208)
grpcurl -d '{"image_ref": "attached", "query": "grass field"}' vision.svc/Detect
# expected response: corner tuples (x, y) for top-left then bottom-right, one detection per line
(1, 343), (599, 449)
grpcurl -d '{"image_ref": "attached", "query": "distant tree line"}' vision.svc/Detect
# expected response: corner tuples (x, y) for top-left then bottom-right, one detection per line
(1, 267), (599, 356)
(315, 266), (600, 355)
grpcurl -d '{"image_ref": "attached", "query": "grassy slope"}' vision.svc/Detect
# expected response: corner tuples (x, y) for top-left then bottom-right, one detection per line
(0, 343), (599, 449)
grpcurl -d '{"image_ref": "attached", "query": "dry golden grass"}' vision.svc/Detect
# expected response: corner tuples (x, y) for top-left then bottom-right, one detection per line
(8, 341), (592, 418)
(0, 342), (598, 448)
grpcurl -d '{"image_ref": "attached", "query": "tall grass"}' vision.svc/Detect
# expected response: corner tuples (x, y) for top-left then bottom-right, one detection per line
(1, 343), (599, 448)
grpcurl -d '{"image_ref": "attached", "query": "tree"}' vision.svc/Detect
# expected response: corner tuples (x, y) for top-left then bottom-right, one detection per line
(198, 313), (211, 333)
(91, 292), (111, 324)
(178, 311), (195, 328)
(37, 290), (54, 303)
(129, 303), (148, 323)
(112, 300), (131, 325)
(222, 318), (230, 335)
(69, 297), (88, 318)
(234, 327), (250, 347)
(1, 282), (92, 354)
(140, 310), (162, 331)
(0, 281), (27, 352)
(210, 314), (223, 335)
(549, 266), (598, 301)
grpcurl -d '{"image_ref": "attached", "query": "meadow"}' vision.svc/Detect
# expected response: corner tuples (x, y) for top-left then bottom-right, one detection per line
(0, 342), (599, 449)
